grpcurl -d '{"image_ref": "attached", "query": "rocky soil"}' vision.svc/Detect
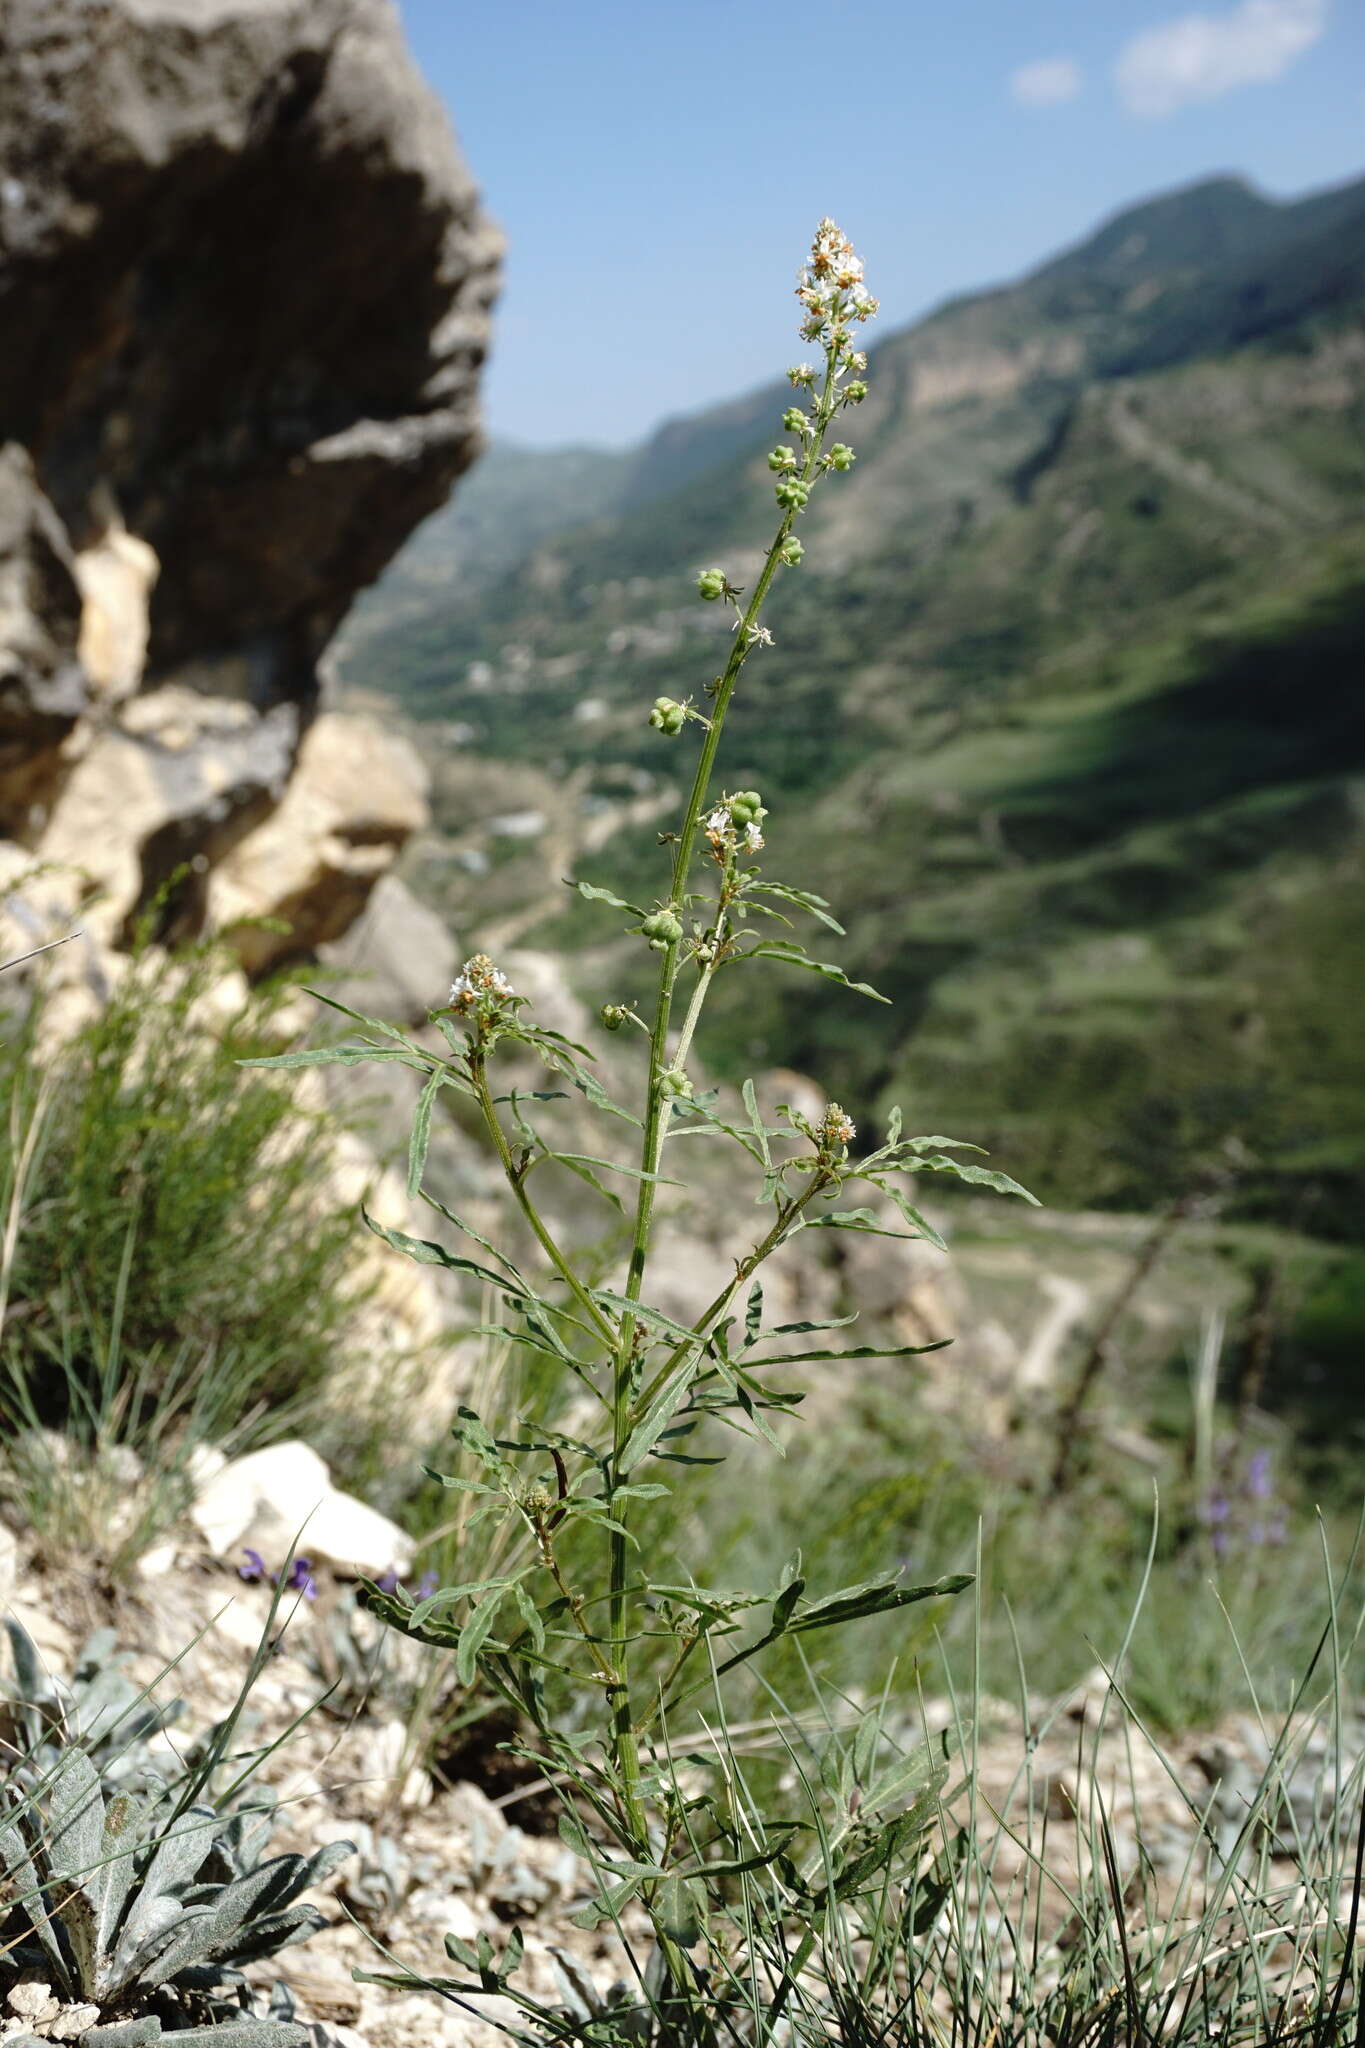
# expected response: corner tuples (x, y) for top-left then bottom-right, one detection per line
(4, 1527), (1358, 2048)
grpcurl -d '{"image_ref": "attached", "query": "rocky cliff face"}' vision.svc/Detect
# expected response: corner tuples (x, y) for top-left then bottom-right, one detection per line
(0, 0), (500, 981)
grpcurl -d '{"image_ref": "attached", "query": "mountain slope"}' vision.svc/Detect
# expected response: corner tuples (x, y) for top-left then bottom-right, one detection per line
(343, 171), (1365, 1231)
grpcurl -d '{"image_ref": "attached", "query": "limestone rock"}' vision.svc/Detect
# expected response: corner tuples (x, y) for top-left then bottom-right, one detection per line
(191, 1439), (413, 1577)
(0, 0), (501, 707)
(0, 446), (87, 839)
(0, 0), (498, 958)
(319, 871), (458, 1026)
(73, 514), (159, 703)
(39, 687), (300, 948)
(208, 713), (428, 972)
(5, 1980), (58, 2026)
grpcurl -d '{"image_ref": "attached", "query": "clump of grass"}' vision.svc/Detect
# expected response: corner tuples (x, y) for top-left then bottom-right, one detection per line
(0, 935), (375, 1575)
(643, 1539), (1365, 2048)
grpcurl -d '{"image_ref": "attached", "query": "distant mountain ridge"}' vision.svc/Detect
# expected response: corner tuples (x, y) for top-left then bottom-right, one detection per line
(346, 168), (1365, 1237)
(349, 171), (1365, 618)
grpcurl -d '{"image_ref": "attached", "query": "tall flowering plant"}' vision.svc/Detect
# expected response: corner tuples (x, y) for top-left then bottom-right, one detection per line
(257, 222), (1032, 2039)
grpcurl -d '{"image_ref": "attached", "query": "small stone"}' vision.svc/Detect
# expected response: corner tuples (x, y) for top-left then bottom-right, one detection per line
(49, 2004), (101, 2041)
(191, 1439), (412, 1577)
(6, 1980), (58, 2024)
(410, 1887), (481, 1943)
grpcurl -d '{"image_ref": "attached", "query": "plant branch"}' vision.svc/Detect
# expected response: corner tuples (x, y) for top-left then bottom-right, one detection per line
(469, 1052), (618, 1352)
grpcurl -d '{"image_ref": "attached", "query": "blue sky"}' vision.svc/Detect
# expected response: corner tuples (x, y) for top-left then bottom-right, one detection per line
(397, 0), (1363, 447)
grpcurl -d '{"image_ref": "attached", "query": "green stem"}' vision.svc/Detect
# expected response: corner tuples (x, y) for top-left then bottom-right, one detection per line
(627, 1173), (828, 1429)
(537, 1530), (617, 1686)
(606, 344), (844, 1849)
(470, 1053), (618, 1351)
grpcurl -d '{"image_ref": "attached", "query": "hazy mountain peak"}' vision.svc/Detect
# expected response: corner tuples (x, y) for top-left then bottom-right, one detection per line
(1037, 174), (1273, 287)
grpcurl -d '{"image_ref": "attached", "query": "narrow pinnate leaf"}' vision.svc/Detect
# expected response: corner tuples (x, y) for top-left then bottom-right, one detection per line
(906, 1153), (1039, 1202)
(745, 941), (889, 1001)
(574, 878), (648, 917)
(407, 1063), (446, 1197)
(362, 1208), (531, 1296)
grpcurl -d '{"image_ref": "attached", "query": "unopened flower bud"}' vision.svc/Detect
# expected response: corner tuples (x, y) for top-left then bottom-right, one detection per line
(601, 1003), (627, 1032)
(767, 445), (798, 473)
(828, 443), (855, 472)
(782, 407), (809, 434)
(697, 567), (727, 601)
(649, 695), (686, 735)
(641, 909), (683, 949)
(779, 536), (804, 566)
(660, 1064), (693, 1100)
(845, 380), (868, 404)
(775, 479), (810, 511)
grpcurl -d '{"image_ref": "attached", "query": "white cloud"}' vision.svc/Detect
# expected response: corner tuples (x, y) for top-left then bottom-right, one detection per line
(1010, 56), (1084, 108)
(1115, 0), (1328, 118)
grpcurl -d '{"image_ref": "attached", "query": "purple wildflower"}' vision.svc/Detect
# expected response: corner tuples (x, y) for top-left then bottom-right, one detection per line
(374, 1567), (402, 1596)
(238, 1548), (269, 1584)
(415, 1571), (440, 1603)
(1245, 1450), (1273, 1501)
(283, 1555), (317, 1599)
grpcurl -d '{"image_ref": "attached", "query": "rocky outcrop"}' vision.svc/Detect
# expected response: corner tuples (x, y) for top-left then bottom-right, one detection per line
(209, 713), (431, 973)
(0, 0), (499, 968)
(0, 0), (496, 1437)
(0, 444), (87, 836)
(320, 871), (460, 1027)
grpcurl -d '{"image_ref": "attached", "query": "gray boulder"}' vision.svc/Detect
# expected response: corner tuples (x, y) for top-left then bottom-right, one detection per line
(0, 445), (87, 837)
(0, 0), (500, 709)
(0, 0), (496, 951)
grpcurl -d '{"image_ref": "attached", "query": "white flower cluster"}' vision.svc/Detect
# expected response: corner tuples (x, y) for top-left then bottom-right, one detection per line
(449, 953), (515, 1011)
(796, 219), (879, 337)
(706, 806), (764, 856)
(821, 1103), (857, 1148)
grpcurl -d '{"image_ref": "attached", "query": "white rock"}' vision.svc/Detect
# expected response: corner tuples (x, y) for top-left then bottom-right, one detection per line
(486, 808), (545, 839)
(6, 1980), (58, 2023)
(359, 1715), (432, 1810)
(411, 1886), (481, 1943)
(190, 1440), (411, 1577)
(186, 1442), (227, 1488)
(49, 2002), (101, 2041)
(74, 517), (159, 702)
(137, 1539), (180, 1578)
(208, 712), (428, 975)
(209, 1593), (277, 1656)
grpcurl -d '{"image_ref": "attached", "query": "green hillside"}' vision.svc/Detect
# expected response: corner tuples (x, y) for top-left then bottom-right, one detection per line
(343, 171), (1365, 1232)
